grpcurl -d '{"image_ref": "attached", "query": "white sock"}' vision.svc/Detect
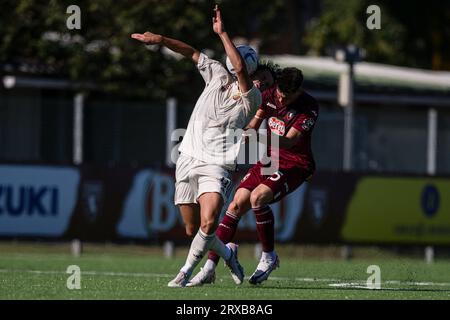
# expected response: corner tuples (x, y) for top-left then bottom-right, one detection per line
(203, 259), (217, 272)
(262, 250), (276, 261)
(209, 235), (232, 261)
(180, 229), (214, 275)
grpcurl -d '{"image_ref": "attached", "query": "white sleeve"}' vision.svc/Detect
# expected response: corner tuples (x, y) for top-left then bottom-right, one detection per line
(197, 52), (229, 85)
(240, 85), (262, 116)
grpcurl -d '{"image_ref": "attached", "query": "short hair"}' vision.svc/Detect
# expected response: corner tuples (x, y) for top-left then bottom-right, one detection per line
(254, 60), (280, 81)
(276, 67), (304, 94)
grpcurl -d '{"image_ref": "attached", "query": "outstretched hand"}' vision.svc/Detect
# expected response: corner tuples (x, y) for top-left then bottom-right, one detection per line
(212, 4), (225, 35)
(131, 31), (163, 45)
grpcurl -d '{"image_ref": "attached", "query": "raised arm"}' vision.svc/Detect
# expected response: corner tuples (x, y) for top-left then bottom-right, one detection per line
(131, 32), (200, 64)
(213, 5), (253, 93)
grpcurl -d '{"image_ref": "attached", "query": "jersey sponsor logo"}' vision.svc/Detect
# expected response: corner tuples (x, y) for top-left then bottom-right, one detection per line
(301, 118), (315, 131)
(266, 102), (277, 109)
(268, 117), (286, 136)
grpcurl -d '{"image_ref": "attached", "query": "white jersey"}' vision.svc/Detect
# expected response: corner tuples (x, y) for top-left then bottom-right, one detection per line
(178, 52), (262, 170)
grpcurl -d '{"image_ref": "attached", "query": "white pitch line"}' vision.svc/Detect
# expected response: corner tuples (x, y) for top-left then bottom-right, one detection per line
(386, 280), (450, 287)
(1, 269), (450, 288)
(0, 269), (172, 278)
(329, 283), (379, 290)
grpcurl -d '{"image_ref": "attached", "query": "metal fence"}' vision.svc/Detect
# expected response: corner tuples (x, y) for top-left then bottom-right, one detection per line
(1, 88), (449, 175)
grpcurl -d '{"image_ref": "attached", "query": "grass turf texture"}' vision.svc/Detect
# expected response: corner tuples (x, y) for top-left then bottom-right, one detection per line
(0, 242), (449, 300)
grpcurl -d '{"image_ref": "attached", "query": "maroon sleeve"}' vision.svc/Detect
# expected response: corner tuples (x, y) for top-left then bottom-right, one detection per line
(258, 86), (277, 116)
(292, 110), (318, 133)
(258, 90), (269, 114)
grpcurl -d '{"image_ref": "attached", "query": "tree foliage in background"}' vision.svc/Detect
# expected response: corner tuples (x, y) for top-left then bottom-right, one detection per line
(304, 0), (450, 70)
(0, 0), (283, 101)
(1, 0), (449, 102)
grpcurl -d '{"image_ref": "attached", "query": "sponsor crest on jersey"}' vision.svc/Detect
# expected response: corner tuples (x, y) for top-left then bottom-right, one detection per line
(301, 118), (315, 131)
(232, 91), (242, 100)
(221, 83), (232, 91)
(286, 109), (298, 120)
(268, 117), (285, 136)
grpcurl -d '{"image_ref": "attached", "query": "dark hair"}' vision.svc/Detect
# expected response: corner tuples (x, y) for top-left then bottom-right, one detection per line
(254, 60), (280, 81)
(276, 67), (303, 94)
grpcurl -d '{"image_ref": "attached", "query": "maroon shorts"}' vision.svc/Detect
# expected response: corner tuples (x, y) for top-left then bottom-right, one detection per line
(237, 164), (313, 203)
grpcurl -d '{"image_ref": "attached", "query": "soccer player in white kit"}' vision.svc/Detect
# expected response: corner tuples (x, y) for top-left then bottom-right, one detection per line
(131, 5), (262, 287)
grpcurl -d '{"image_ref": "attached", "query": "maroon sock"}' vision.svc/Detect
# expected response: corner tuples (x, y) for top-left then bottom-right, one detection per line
(207, 211), (240, 264)
(253, 205), (275, 252)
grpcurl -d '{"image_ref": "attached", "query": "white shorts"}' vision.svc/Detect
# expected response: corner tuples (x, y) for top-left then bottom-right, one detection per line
(174, 153), (233, 205)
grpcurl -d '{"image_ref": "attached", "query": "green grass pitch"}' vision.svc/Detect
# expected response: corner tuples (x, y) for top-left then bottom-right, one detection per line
(1, 242), (450, 300)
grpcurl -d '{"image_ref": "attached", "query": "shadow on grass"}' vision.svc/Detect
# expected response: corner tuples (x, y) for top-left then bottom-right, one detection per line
(248, 284), (450, 293)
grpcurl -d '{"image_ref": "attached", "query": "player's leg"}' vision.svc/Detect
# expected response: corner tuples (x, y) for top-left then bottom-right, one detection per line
(183, 164), (244, 286)
(189, 167), (262, 286)
(181, 191), (243, 285)
(211, 166), (264, 260)
(178, 192), (223, 278)
(250, 183), (277, 260)
(179, 203), (200, 238)
(207, 188), (251, 265)
(168, 155), (199, 287)
(188, 188), (251, 286)
(248, 168), (309, 284)
(197, 189), (245, 285)
(247, 172), (281, 285)
(168, 202), (200, 287)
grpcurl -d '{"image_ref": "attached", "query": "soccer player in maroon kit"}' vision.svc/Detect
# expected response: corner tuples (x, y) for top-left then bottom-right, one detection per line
(187, 67), (319, 286)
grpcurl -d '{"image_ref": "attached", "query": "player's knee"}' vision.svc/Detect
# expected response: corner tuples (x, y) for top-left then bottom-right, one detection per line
(227, 190), (251, 218)
(250, 189), (270, 208)
(227, 200), (238, 213)
(227, 200), (244, 218)
(200, 219), (217, 235)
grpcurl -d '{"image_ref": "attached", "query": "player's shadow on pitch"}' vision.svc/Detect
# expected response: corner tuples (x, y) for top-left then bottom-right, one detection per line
(254, 285), (450, 293)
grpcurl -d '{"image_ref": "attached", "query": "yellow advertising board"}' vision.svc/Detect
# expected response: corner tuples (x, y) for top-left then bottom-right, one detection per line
(341, 177), (450, 244)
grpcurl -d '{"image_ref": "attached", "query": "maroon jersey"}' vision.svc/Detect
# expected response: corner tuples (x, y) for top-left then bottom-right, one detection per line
(260, 86), (319, 171)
